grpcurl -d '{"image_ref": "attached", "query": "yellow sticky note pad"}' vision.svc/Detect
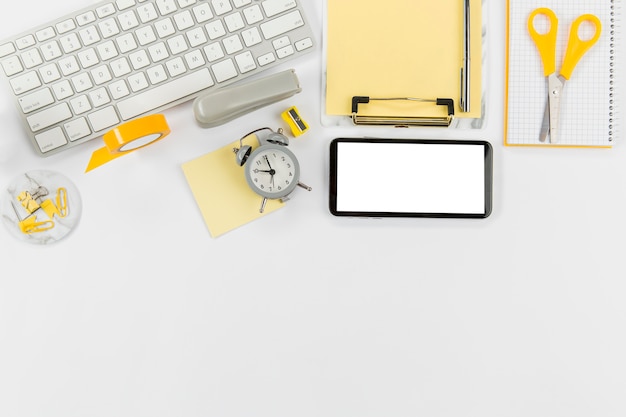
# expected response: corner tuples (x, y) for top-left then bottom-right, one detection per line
(182, 136), (284, 238)
(325, 0), (482, 118)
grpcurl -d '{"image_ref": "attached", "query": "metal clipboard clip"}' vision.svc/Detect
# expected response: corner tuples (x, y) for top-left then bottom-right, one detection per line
(351, 96), (455, 127)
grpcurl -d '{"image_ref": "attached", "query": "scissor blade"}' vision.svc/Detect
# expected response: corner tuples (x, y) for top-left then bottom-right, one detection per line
(547, 74), (565, 143)
(539, 100), (550, 143)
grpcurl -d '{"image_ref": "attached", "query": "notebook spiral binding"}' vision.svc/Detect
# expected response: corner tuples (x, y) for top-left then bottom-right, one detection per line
(609, 0), (621, 142)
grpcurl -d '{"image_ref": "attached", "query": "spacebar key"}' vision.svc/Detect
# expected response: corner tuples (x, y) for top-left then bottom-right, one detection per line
(117, 69), (215, 120)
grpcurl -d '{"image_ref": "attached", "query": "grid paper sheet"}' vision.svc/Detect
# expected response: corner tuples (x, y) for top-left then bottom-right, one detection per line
(506, 0), (615, 147)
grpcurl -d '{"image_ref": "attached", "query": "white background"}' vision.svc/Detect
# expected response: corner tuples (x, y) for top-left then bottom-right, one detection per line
(1, 1), (625, 416)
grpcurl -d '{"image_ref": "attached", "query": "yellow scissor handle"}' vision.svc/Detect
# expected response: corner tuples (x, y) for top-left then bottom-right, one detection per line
(528, 8), (558, 76)
(560, 14), (601, 80)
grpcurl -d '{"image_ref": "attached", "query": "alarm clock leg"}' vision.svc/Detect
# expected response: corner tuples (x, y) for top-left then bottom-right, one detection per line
(297, 182), (312, 191)
(259, 197), (268, 213)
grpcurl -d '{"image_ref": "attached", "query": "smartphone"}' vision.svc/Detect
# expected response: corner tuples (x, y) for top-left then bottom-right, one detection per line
(329, 138), (493, 218)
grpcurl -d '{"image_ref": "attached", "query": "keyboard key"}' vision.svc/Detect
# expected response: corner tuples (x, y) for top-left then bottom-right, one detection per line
(88, 106), (119, 132)
(147, 64), (168, 84)
(16, 35), (36, 50)
(184, 50), (205, 69)
(233, 0), (251, 8)
(177, 0), (197, 7)
(21, 50), (43, 69)
(258, 52), (275, 66)
(99, 19), (121, 38)
(70, 95), (92, 114)
(10, 71), (41, 95)
(260, 10), (304, 39)
(27, 103), (72, 132)
(262, 0), (296, 17)
(36, 27), (56, 42)
(116, 0), (137, 10)
(205, 20), (226, 40)
(58, 56), (80, 76)
(174, 10), (195, 31)
(90, 87), (112, 107)
(119, 11), (140, 31)
(204, 43), (224, 62)
(51, 80), (73, 100)
(79, 27), (101, 46)
(65, 117), (91, 141)
(77, 11), (97, 26)
(19, 88), (54, 113)
(241, 28), (262, 47)
(56, 19), (76, 34)
(295, 37), (313, 51)
(243, 5), (263, 25)
(165, 57), (186, 76)
(235, 51), (256, 73)
(156, 0), (178, 15)
(110, 79), (130, 99)
(117, 68), (214, 119)
(2, 56), (24, 77)
(276, 45), (294, 59)
(211, 0), (232, 16)
(41, 41), (63, 61)
(223, 35), (243, 54)
(225, 12), (245, 32)
(0, 43), (16, 59)
(212, 59), (237, 83)
(35, 127), (68, 153)
(137, 3), (158, 22)
(39, 63), (61, 83)
(96, 3), (117, 18)
(193, 3), (213, 23)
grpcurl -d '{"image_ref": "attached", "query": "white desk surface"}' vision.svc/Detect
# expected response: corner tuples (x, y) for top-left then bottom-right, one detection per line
(1, 1), (625, 416)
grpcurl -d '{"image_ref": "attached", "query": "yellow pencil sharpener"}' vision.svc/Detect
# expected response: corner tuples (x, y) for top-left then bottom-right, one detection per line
(281, 106), (309, 137)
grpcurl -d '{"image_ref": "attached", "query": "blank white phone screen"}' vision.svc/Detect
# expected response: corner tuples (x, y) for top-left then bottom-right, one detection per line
(335, 142), (486, 214)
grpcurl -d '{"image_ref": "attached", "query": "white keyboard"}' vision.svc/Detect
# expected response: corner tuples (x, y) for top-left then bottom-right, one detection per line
(0, 0), (315, 157)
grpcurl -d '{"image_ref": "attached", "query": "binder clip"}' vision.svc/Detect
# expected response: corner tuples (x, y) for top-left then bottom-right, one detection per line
(351, 96), (455, 127)
(10, 202), (54, 234)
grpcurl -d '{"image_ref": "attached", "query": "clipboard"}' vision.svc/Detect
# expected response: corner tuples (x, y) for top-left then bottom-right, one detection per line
(322, 0), (487, 129)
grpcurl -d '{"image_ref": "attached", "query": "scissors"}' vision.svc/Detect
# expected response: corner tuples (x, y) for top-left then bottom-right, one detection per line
(528, 8), (601, 143)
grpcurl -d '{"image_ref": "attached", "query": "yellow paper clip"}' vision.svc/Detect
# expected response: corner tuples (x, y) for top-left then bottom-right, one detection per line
(10, 202), (54, 234)
(19, 216), (54, 234)
(281, 106), (309, 137)
(56, 187), (68, 217)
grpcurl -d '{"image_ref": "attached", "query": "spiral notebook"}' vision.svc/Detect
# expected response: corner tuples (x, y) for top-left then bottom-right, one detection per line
(504, 0), (621, 147)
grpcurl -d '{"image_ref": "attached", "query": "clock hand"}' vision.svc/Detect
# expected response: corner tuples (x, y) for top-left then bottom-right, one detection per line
(261, 156), (276, 180)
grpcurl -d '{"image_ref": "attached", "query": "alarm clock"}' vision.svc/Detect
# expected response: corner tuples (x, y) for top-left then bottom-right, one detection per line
(234, 127), (311, 213)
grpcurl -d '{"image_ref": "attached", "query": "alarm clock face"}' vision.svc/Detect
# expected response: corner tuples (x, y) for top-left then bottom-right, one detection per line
(244, 144), (301, 199)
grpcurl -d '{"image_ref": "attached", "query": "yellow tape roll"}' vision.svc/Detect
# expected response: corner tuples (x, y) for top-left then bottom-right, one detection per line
(85, 114), (171, 172)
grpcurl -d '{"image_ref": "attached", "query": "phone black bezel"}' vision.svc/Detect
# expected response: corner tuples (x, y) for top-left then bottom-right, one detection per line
(329, 138), (493, 219)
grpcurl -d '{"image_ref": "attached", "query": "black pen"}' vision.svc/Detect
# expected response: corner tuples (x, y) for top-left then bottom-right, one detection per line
(460, 0), (470, 112)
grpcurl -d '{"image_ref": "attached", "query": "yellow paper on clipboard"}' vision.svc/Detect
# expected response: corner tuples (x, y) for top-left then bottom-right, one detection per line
(325, 0), (482, 120)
